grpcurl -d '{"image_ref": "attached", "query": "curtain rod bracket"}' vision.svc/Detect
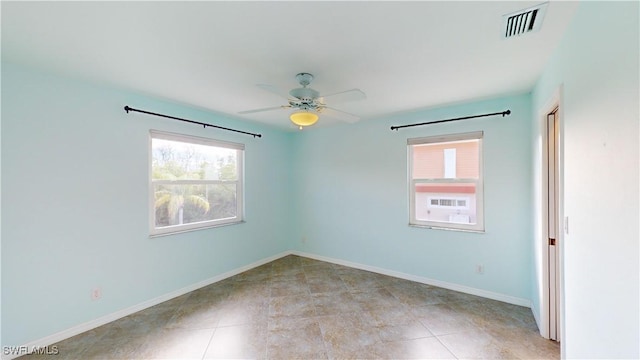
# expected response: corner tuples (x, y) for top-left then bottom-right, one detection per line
(390, 109), (511, 131)
(124, 105), (262, 138)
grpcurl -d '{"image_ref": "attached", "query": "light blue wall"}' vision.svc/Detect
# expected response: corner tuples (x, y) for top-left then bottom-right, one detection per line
(2, 62), (536, 348)
(1, 63), (293, 347)
(531, 2), (639, 358)
(291, 94), (533, 300)
(2, 66), (536, 348)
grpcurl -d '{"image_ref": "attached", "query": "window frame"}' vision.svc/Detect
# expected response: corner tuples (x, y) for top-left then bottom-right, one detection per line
(408, 131), (484, 232)
(149, 130), (244, 237)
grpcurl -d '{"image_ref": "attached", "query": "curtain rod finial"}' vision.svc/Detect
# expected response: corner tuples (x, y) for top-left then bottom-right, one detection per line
(504, 109), (511, 116)
(124, 106), (131, 113)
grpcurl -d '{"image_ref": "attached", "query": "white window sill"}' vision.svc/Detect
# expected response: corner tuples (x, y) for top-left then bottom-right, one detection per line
(408, 223), (485, 234)
(150, 220), (245, 238)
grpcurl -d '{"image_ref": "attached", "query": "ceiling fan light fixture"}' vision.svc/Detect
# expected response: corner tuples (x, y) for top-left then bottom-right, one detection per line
(239, 73), (364, 128)
(290, 110), (318, 128)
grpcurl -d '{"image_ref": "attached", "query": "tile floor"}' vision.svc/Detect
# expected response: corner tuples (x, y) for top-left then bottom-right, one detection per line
(21, 255), (559, 359)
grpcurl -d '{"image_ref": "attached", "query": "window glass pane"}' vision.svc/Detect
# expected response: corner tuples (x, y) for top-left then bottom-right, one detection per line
(412, 139), (479, 179)
(415, 183), (476, 225)
(152, 138), (237, 181)
(207, 183), (238, 220)
(443, 148), (457, 178)
(154, 183), (237, 228)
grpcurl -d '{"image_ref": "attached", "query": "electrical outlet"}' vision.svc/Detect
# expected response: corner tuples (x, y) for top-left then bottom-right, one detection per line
(475, 264), (484, 274)
(91, 287), (102, 301)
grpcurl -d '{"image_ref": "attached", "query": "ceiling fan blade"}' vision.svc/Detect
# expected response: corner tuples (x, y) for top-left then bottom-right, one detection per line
(256, 84), (293, 100)
(320, 106), (360, 123)
(238, 105), (290, 114)
(319, 89), (366, 104)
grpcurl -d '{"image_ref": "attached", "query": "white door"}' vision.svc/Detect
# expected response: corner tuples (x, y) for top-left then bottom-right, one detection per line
(547, 108), (560, 341)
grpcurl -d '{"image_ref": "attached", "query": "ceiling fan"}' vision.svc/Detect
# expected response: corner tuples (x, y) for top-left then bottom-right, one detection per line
(239, 73), (366, 129)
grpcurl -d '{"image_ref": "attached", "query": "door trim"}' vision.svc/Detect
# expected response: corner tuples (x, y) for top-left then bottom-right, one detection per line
(547, 108), (560, 341)
(538, 86), (564, 346)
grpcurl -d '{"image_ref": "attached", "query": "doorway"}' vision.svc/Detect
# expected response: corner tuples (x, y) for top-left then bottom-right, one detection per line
(546, 107), (561, 342)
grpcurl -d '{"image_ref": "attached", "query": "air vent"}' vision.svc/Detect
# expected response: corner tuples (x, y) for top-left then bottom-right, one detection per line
(503, 2), (548, 39)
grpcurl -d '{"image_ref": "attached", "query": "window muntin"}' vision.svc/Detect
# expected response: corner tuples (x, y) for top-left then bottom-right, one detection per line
(150, 130), (244, 236)
(408, 132), (484, 232)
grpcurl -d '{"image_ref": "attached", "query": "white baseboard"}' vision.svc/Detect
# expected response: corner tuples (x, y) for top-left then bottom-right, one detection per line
(4, 251), (291, 360)
(8, 249), (533, 359)
(531, 301), (543, 334)
(291, 250), (531, 308)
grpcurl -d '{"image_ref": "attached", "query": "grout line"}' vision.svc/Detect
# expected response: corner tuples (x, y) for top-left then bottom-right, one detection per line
(199, 327), (217, 360)
(433, 334), (461, 360)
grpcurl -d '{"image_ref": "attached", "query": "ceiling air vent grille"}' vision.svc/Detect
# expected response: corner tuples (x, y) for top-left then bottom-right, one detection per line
(503, 2), (548, 39)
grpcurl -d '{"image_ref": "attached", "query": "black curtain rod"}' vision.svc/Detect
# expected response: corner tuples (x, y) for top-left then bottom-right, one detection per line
(124, 106), (262, 138)
(390, 110), (511, 131)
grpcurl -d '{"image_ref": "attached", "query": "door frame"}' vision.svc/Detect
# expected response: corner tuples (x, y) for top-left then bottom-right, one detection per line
(538, 86), (565, 344)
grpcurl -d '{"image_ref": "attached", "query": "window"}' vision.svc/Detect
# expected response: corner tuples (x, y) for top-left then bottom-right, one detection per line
(408, 131), (483, 232)
(150, 130), (244, 236)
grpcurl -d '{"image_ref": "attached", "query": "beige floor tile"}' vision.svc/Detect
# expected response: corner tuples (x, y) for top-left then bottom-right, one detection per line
(269, 278), (309, 298)
(484, 325), (560, 359)
(414, 303), (482, 335)
(204, 324), (267, 359)
(368, 306), (416, 326)
(438, 328), (519, 359)
(387, 281), (445, 306)
(339, 271), (385, 292)
(369, 337), (457, 359)
(376, 321), (434, 342)
(268, 316), (322, 332)
(139, 327), (214, 359)
(164, 301), (222, 330)
(216, 299), (269, 327)
(18, 255), (559, 360)
(307, 276), (349, 294)
(269, 294), (317, 319)
(267, 321), (327, 359)
(311, 291), (363, 316)
(352, 287), (404, 311)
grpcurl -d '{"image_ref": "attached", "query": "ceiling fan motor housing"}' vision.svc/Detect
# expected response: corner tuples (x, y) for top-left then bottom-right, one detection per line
(290, 72), (320, 103)
(289, 87), (320, 102)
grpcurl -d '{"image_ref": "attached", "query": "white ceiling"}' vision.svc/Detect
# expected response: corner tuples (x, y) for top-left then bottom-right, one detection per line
(2, 1), (578, 130)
